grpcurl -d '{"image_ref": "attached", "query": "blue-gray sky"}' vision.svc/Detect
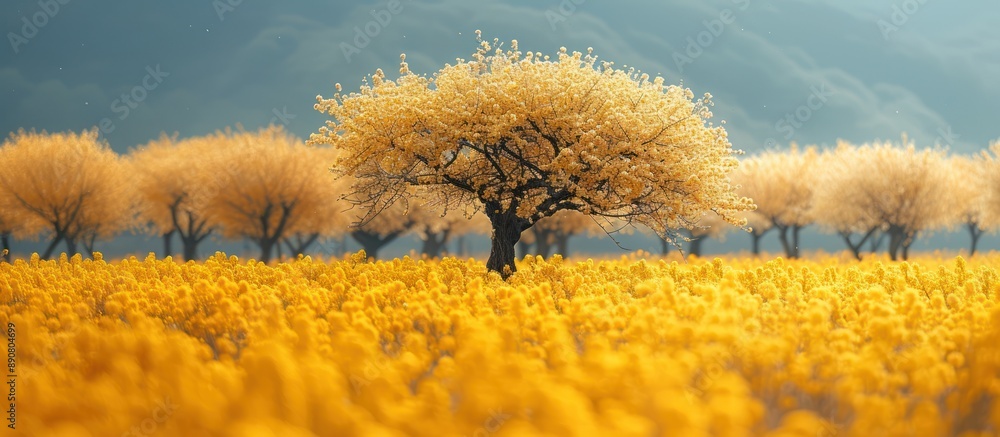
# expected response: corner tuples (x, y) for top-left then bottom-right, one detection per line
(3, 0), (999, 258)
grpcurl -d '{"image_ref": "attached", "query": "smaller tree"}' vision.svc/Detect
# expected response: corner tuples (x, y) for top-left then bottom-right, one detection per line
(814, 139), (953, 260)
(735, 145), (817, 259)
(348, 200), (418, 259)
(949, 154), (992, 256)
(0, 129), (134, 259)
(131, 133), (226, 261)
(0, 192), (42, 263)
(411, 205), (489, 258)
(211, 126), (344, 263)
(681, 213), (732, 257)
(525, 210), (603, 258)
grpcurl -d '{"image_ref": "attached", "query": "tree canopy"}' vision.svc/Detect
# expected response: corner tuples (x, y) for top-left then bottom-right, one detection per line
(311, 34), (752, 277)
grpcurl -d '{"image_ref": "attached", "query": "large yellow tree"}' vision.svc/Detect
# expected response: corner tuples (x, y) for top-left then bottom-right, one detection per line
(210, 126), (348, 263)
(0, 129), (134, 259)
(311, 35), (752, 277)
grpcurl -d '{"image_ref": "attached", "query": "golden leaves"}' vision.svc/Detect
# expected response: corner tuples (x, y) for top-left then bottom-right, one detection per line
(310, 34), (752, 237)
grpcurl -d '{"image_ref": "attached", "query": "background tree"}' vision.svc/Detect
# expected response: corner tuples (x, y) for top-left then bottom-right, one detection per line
(210, 126), (341, 263)
(950, 153), (992, 256)
(411, 205), (490, 258)
(735, 146), (817, 258)
(526, 210), (602, 258)
(348, 200), (417, 259)
(679, 213), (732, 257)
(131, 133), (225, 261)
(812, 143), (883, 260)
(279, 147), (352, 258)
(814, 139), (953, 260)
(311, 35), (752, 278)
(0, 191), (42, 263)
(0, 129), (134, 259)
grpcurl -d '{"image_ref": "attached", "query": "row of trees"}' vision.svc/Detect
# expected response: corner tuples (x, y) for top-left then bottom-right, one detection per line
(0, 126), (621, 264)
(726, 138), (1000, 261)
(0, 127), (497, 263)
(2, 128), (997, 266)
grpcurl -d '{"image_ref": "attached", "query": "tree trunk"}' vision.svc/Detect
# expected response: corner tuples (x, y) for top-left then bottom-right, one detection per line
(869, 231), (885, 254)
(967, 222), (983, 256)
(516, 240), (531, 258)
(421, 229), (450, 258)
(162, 230), (175, 259)
(534, 228), (553, 258)
(901, 231), (915, 261)
(751, 233), (762, 256)
(41, 233), (65, 260)
(284, 233), (320, 258)
(660, 237), (671, 256)
(258, 238), (275, 264)
(688, 237), (704, 258)
(351, 230), (400, 260)
(790, 225), (802, 258)
(555, 232), (569, 257)
(486, 214), (523, 279)
(887, 227), (904, 261)
(65, 238), (78, 257)
(1, 232), (10, 263)
(456, 235), (467, 257)
(776, 225), (794, 259)
(82, 233), (98, 258)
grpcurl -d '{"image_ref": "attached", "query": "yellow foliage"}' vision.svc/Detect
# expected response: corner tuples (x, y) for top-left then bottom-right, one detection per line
(3, 253), (999, 436)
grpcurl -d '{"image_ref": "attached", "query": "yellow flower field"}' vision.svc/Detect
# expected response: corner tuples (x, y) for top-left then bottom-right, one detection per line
(1, 252), (998, 437)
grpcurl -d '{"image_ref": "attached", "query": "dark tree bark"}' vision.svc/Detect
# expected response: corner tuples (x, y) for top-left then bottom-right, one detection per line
(1, 232), (10, 263)
(532, 227), (554, 258)
(966, 222), (984, 256)
(283, 232), (321, 258)
(660, 236), (671, 256)
(162, 230), (175, 259)
(887, 226), (904, 261)
(516, 240), (531, 259)
(351, 229), (406, 260)
(82, 232), (98, 259)
(554, 231), (571, 257)
(170, 202), (213, 262)
(249, 202), (295, 264)
(420, 228), (451, 258)
(41, 233), (64, 260)
(839, 228), (877, 261)
(456, 235), (468, 257)
(64, 237), (78, 257)
(688, 237), (705, 257)
(776, 224), (803, 259)
(486, 205), (528, 279)
(751, 233), (763, 256)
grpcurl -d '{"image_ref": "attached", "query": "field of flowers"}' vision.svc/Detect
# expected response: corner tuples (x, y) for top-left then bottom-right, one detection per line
(2, 251), (998, 436)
